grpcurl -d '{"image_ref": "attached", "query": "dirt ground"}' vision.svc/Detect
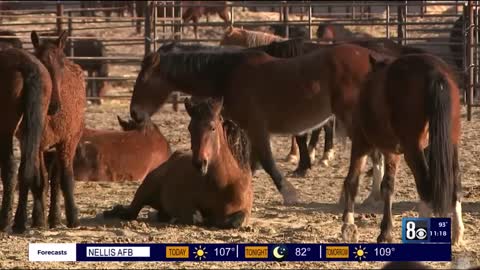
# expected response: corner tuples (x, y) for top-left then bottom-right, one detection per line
(0, 4), (479, 270)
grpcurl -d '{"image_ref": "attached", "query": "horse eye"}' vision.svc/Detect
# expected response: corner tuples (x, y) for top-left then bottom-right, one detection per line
(210, 126), (216, 131)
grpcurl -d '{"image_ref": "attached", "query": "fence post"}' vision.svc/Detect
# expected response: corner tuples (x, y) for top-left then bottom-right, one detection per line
(152, 1), (158, 52)
(308, 3), (312, 39)
(67, 11), (73, 57)
(144, 1), (152, 55)
(56, 2), (64, 34)
(397, 3), (405, 45)
(386, 3), (390, 39)
(467, 0), (474, 121)
(283, 1), (289, 38)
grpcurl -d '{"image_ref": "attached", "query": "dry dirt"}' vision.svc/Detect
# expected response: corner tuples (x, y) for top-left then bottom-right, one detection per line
(0, 5), (479, 270)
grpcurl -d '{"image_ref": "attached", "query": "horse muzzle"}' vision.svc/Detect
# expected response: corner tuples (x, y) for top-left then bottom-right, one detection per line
(193, 159), (208, 176)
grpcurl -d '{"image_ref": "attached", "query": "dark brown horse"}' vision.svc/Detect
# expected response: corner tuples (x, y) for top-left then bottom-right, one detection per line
(182, 1), (230, 39)
(0, 48), (59, 232)
(45, 116), (171, 182)
(104, 97), (252, 228)
(341, 53), (463, 246)
(316, 22), (373, 41)
(0, 30), (22, 51)
(129, 42), (381, 205)
(30, 31), (86, 231)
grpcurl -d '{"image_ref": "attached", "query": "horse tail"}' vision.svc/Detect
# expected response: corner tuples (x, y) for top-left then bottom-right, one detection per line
(426, 68), (454, 217)
(18, 59), (44, 183)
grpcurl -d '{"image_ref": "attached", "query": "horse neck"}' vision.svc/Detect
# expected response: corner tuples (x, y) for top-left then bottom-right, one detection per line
(206, 131), (243, 185)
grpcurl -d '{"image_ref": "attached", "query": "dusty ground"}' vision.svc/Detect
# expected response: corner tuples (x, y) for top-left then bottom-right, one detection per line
(0, 4), (479, 270)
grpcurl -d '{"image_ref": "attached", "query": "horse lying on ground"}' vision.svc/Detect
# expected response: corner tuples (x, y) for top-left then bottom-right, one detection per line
(0, 47), (58, 232)
(341, 53), (464, 246)
(45, 116), (171, 182)
(104, 97), (252, 228)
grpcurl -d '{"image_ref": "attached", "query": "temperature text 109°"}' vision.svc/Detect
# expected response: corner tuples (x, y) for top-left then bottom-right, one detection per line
(374, 247), (395, 257)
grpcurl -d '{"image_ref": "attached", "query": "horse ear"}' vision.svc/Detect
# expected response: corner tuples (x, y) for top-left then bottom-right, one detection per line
(31, 31), (40, 50)
(57, 31), (68, 50)
(117, 115), (131, 130)
(225, 25), (234, 36)
(184, 98), (193, 116)
(210, 97), (224, 116)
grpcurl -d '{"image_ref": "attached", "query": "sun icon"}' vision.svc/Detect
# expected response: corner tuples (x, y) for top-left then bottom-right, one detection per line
(353, 245), (368, 261)
(193, 245), (208, 261)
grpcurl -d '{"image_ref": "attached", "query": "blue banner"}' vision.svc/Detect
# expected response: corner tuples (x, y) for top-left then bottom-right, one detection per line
(70, 243), (451, 262)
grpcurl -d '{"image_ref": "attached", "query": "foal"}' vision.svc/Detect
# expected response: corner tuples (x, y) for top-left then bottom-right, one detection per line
(30, 31), (86, 231)
(45, 116), (171, 182)
(341, 53), (463, 245)
(104, 97), (253, 228)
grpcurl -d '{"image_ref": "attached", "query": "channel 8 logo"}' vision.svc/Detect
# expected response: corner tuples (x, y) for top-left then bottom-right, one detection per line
(402, 218), (429, 243)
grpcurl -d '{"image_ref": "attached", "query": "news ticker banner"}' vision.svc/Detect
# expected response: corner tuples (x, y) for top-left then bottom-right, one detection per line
(28, 218), (452, 262)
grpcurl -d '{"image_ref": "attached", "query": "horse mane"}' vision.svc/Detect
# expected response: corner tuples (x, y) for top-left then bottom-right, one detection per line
(157, 48), (265, 91)
(222, 119), (251, 171)
(224, 27), (285, 47)
(249, 38), (305, 58)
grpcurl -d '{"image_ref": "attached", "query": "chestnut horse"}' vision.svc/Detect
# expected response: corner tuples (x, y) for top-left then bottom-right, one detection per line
(104, 97), (252, 228)
(45, 116), (171, 182)
(29, 31), (86, 231)
(129, 42), (380, 205)
(341, 53), (463, 246)
(220, 26), (336, 171)
(182, 1), (230, 39)
(0, 48), (59, 232)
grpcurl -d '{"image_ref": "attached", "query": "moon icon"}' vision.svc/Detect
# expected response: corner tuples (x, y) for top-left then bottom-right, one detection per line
(272, 245), (287, 261)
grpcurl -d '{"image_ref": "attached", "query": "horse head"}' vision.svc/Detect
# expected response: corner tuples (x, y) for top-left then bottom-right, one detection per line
(31, 30), (68, 115)
(185, 96), (224, 176)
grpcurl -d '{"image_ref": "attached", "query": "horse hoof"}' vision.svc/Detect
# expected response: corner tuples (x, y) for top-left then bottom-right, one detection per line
(67, 219), (79, 228)
(281, 181), (299, 206)
(285, 154), (299, 164)
(377, 233), (393, 243)
(341, 223), (358, 242)
(320, 158), (329, 167)
(192, 210), (204, 225)
(11, 223), (27, 234)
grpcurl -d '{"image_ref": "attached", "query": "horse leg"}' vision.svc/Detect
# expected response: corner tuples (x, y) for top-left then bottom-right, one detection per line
(362, 149), (384, 206)
(249, 146), (262, 176)
(250, 129), (298, 205)
(292, 134), (312, 177)
(319, 118), (336, 166)
(377, 152), (400, 243)
(58, 143), (79, 228)
(451, 145), (464, 246)
(12, 161), (31, 233)
(48, 156), (61, 228)
(0, 138), (15, 231)
(285, 136), (299, 163)
(341, 135), (370, 242)
(31, 151), (47, 228)
(307, 128), (320, 163)
(104, 165), (161, 220)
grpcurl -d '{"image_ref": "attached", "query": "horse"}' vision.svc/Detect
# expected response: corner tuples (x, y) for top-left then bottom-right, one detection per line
(0, 30), (22, 51)
(220, 26), (336, 171)
(340, 53), (463, 246)
(316, 22), (373, 41)
(42, 32), (109, 105)
(182, 1), (230, 39)
(104, 97), (253, 228)
(44, 116), (171, 182)
(0, 48), (59, 232)
(270, 24), (308, 39)
(29, 31), (86, 231)
(129, 41), (383, 205)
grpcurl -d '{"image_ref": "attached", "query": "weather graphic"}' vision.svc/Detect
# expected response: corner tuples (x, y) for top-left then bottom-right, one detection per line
(353, 245), (368, 261)
(272, 245), (288, 262)
(193, 245), (208, 261)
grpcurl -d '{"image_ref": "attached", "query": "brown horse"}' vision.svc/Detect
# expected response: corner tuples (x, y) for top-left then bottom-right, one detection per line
(0, 30), (22, 51)
(45, 116), (171, 182)
(0, 48), (59, 232)
(104, 97), (252, 228)
(341, 53), (463, 246)
(129, 42), (381, 205)
(220, 27), (336, 171)
(182, 1), (230, 39)
(29, 31), (86, 231)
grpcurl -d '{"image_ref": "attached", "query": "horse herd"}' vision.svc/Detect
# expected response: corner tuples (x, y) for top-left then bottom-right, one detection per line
(0, 20), (467, 253)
